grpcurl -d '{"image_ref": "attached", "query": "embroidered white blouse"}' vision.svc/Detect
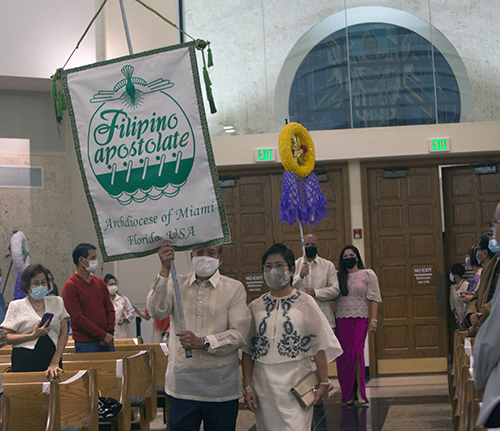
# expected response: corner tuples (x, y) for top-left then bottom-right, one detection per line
(243, 289), (343, 364)
(2, 296), (69, 349)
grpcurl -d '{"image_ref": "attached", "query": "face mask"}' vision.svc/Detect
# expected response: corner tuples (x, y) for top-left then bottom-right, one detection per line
(476, 251), (482, 265)
(0, 277), (2, 286)
(305, 246), (317, 259)
(449, 273), (455, 283)
(489, 238), (500, 254)
(465, 257), (471, 270)
(30, 286), (48, 300)
(192, 256), (219, 278)
(343, 257), (357, 269)
(264, 268), (291, 290)
(108, 285), (118, 295)
(85, 259), (99, 274)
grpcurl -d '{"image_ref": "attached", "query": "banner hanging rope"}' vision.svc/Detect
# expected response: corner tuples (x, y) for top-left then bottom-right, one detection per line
(53, 0), (216, 125)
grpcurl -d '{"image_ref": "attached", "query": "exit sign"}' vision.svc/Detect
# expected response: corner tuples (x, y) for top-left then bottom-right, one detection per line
(429, 138), (450, 152)
(255, 148), (276, 162)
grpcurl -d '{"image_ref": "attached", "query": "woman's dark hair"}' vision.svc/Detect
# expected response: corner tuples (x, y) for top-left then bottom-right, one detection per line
(468, 245), (481, 268)
(450, 263), (466, 277)
(103, 274), (117, 285)
(20, 264), (48, 294)
(72, 243), (97, 265)
(337, 245), (365, 296)
(478, 235), (495, 259)
(261, 243), (295, 286)
(46, 269), (59, 296)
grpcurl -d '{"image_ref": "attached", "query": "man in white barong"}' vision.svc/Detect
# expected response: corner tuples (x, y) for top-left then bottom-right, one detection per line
(146, 241), (251, 431)
(293, 234), (339, 330)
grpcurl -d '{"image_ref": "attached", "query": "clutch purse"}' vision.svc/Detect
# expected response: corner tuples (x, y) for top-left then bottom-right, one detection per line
(291, 370), (331, 411)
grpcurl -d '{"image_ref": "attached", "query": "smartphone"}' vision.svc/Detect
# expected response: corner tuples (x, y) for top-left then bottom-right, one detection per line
(39, 312), (54, 327)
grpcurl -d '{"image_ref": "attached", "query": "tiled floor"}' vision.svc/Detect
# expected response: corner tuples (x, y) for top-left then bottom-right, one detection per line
(147, 373), (453, 431)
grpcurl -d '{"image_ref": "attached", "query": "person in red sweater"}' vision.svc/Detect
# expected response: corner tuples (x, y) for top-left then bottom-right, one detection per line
(62, 243), (115, 353)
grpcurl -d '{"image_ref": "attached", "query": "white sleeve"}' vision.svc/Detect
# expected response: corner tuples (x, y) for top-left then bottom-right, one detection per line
(146, 274), (175, 319)
(365, 269), (382, 302)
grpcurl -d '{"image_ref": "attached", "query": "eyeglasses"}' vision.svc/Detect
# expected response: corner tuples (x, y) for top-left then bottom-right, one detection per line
(263, 263), (287, 272)
(491, 219), (500, 228)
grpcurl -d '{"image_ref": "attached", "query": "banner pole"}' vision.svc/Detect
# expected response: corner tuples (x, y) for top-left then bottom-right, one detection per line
(170, 260), (193, 358)
(298, 221), (310, 288)
(118, 0), (134, 55)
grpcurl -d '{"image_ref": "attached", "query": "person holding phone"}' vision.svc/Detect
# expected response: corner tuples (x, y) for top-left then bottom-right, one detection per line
(2, 264), (69, 377)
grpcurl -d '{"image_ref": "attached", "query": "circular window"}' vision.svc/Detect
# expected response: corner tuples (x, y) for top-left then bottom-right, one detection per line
(275, 7), (472, 130)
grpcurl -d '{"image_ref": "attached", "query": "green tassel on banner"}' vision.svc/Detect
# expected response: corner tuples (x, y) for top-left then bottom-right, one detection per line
(205, 83), (217, 114)
(209, 100), (216, 114)
(60, 92), (67, 110)
(51, 75), (58, 99)
(207, 46), (213, 68)
(203, 67), (212, 87)
(56, 98), (63, 119)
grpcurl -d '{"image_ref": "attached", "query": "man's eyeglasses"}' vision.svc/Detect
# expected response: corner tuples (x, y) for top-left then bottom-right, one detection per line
(263, 263), (287, 272)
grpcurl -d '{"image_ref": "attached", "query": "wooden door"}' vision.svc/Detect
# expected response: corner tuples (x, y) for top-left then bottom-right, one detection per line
(442, 165), (500, 272)
(442, 165), (500, 348)
(219, 164), (350, 302)
(219, 174), (274, 303)
(366, 166), (448, 374)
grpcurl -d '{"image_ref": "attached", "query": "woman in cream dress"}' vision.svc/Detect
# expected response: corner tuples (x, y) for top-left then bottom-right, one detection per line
(242, 243), (342, 431)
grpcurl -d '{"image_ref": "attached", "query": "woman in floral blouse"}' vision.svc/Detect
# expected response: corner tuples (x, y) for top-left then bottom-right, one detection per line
(334, 245), (382, 406)
(242, 243), (342, 430)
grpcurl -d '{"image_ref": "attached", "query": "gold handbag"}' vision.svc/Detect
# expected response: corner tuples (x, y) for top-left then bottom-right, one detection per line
(291, 370), (331, 411)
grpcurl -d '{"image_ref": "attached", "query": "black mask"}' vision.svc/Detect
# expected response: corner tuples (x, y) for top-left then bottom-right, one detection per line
(343, 257), (357, 269)
(305, 246), (317, 259)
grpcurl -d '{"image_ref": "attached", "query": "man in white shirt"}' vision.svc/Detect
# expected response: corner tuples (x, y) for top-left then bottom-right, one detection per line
(293, 234), (339, 330)
(146, 242), (251, 431)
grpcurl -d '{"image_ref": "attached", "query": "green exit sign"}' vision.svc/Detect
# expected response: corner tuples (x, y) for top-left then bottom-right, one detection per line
(255, 148), (276, 162)
(429, 138), (450, 152)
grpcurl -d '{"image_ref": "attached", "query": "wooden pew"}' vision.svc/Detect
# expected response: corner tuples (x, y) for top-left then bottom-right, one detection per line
(66, 336), (144, 347)
(1, 369), (99, 431)
(114, 343), (169, 425)
(62, 350), (156, 431)
(64, 344), (168, 426)
(63, 358), (131, 431)
(63, 343), (168, 389)
(0, 336), (144, 356)
(0, 394), (10, 431)
(2, 380), (59, 431)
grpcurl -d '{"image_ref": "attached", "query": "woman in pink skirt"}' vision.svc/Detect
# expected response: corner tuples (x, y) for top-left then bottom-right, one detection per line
(334, 245), (382, 406)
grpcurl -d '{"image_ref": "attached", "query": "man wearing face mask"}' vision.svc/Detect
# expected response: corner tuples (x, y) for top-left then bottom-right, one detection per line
(62, 243), (116, 353)
(293, 234), (339, 331)
(466, 204), (500, 336)
(146, 242), (251, 431)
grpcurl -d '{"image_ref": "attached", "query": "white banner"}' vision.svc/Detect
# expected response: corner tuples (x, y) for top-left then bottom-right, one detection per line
(61, 42), (229, 261)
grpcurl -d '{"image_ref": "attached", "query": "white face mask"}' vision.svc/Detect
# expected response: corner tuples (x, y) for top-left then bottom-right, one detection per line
(85, 259), (99, 274)
(192, 256), (219, 278)
(108, 285), (118, 295)
(264, 268), (291, 290)
(449, 273), (455, 283)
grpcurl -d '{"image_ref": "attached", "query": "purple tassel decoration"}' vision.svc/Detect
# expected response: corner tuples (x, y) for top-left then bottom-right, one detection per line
(279, 171), (303, 226)
(301, 172), (328, 227)
(279, 171), (328, 228)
